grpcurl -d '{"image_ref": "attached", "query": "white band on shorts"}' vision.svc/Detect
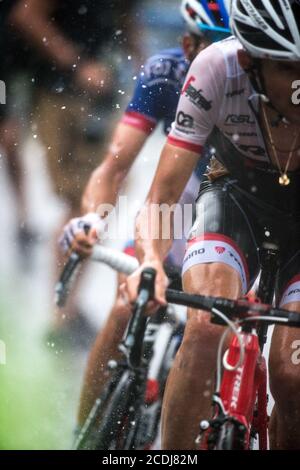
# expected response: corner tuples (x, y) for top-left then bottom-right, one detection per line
(182, 234), (249, 294)
(280, 275), (300, 307)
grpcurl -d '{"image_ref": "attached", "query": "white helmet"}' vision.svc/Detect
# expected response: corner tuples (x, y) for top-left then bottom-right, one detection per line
(231, 0), (300, 61)
(181, 0), (231, 37)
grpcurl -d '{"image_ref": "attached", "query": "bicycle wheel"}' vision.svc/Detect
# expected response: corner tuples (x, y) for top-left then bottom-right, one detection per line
(215, 421), (246, 450)
(130, 398), (162, 449)
(132, 321), (183, 450)
(75, 367), (124, 450)
(92, 369), (137, 450)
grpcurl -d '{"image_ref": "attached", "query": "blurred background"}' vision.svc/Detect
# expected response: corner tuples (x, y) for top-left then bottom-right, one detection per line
(0, 0), (185, 450)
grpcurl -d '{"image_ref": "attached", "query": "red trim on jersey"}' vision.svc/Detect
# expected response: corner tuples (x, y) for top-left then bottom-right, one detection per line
(121, 111), (156, 135)
(187, 233), (250, 283)
(167, 136), (203, 154)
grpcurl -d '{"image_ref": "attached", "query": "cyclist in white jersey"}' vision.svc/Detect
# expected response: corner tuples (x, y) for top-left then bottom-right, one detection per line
(124, 0), (300, 449)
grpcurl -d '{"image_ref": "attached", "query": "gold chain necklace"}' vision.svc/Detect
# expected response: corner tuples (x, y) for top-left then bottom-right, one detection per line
(261, 103), (300, 186)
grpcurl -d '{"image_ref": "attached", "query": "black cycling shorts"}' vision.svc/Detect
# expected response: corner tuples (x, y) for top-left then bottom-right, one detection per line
(182, 175), (300, 306)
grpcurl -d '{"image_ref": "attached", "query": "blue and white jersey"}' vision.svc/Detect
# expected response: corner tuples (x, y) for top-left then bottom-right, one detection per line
(122, 47), (208, 177)
(122, 48), (189, 136)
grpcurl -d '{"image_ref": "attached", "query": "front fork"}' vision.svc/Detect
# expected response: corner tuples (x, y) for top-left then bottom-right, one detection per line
(197, 331), (268, 450)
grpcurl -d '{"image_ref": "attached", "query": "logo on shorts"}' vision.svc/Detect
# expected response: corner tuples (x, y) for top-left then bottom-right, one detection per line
(183, 247), (206, 265)
(287, 288), (300, 297)
(215, 246), (226, 254)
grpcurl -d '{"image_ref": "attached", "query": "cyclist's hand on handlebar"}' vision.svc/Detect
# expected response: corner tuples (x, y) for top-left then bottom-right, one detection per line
(59, 212), (106, 257)
(121, 259), (169, 315)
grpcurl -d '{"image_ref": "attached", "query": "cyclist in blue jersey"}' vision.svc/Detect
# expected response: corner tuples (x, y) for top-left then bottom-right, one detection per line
(59, 0), (231, 426)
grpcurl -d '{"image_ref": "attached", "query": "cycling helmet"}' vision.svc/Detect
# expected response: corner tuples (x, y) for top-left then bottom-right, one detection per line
(181, 0), (231, 39)
(231, 0), (300, 61)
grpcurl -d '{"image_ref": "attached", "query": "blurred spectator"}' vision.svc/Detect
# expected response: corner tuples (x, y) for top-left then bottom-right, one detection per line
(0, 1), (38, 261)
(1, 0), (141, 346)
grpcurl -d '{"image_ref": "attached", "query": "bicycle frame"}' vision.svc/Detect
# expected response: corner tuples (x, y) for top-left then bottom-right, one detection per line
(219, 332), (268, 450)
(200, 243), (279, 450)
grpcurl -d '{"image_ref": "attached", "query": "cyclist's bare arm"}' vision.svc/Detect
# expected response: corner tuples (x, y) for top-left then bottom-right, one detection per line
(125, 46), (222, 302)
(10, 0), (80, 71)
(82, 123), (148, 214)
(59, 123), (148, 255)
(130, 46), (218, 271)
(125, 143), (200, 305)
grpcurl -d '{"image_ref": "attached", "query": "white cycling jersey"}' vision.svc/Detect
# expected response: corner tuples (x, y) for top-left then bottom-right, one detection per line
(168, 36), (270, 165)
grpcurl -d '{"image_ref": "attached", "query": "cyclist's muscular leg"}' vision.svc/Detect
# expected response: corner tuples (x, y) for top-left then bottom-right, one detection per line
(269, 300), (300, 449)
(161, 262), (242, 450)
(78, 272), (131, 426)
(160, 179), (257, 449)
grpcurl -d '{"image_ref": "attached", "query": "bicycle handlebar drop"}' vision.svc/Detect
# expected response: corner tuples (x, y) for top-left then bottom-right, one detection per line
(55, 244), (139, 307)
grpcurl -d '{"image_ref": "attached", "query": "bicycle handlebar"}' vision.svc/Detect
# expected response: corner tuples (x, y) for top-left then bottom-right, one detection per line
(54, 244), (139, 307)
(165, 289), (300, 327)
(91, 245), (139, 274)
(55, 246), (300, 328)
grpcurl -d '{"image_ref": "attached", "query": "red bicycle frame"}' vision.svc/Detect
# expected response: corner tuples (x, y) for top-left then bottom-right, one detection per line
(218, 331), (268, 449)
(199, 329), (269, 450)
